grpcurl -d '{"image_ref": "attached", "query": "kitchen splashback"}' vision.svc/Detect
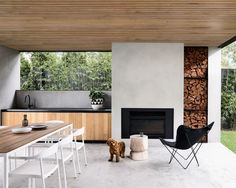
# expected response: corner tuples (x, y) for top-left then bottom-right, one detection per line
(15, 90), (111, 109)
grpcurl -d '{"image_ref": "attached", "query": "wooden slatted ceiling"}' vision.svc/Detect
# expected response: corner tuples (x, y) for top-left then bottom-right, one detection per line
(0, 0), (236, 51)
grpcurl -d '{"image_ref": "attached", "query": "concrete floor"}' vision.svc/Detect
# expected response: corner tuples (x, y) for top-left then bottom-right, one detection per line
(1, 142), (236, 188)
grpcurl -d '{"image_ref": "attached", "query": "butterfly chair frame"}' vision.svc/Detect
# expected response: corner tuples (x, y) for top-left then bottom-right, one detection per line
(160, 122), (214, 169)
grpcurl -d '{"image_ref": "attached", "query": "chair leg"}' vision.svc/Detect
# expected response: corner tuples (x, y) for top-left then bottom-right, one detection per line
(57, 167), (62, 188)
(9, 156), (12, 171)
(185, 143), (203, 169)
(190, 143), (203, 166)
(75, 149), (81, 174)
(175, 143), (201, 161)
(169, 149), (177, 164)
(164, 142), (204, 169)
(162, 144), (189, 169)
(14, 152), (17, 169)
(83, 146), (88, 165)
(72, 155), (77, 178)
(42, 177), (46, 188)
(32, 178), (35, 188)
(32, 146), (35, 156)
(28, 146), (32, 157)
(62, 161), (68, 188)
(184, 151), (199, 169)
(28, 178), (32, 188)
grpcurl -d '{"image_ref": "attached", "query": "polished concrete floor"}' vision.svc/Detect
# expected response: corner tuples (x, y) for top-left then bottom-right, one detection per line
(1, 142), (236, 188)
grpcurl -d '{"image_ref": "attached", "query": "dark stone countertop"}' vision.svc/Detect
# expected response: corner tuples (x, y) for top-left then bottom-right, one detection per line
(1, 108), (111, 113)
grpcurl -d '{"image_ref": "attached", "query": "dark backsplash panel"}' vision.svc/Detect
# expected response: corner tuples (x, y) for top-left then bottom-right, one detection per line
(15, 90), (111, 109)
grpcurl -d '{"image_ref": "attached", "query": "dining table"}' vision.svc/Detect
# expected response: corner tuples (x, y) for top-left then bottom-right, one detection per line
(0, 122), (73, 188)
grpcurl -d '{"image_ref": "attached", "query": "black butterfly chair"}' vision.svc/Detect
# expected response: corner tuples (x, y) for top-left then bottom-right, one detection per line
(160, 122), (214, 169)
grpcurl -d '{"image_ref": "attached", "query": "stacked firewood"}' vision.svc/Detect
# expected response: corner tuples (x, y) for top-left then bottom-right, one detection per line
(184, 79), (207, 110)
(184, 111), (207, 128)
(184, 47), (208, 130)
(184, 47), (208, 78)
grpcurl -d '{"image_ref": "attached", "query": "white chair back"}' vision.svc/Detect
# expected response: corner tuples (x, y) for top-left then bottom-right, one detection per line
(72, 127), (88, 170)
(46, 120), (64, 123)
(59, 134), (74, 146)
(73, 127), (85, 137)
(0, 125), (8, 129)
(40, 143), (59, 158)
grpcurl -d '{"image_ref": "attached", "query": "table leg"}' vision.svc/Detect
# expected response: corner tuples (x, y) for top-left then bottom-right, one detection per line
(3, 154), (9, 188)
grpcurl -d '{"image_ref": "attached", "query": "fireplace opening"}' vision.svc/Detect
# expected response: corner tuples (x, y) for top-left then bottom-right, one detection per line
(122, 108), (174, 139)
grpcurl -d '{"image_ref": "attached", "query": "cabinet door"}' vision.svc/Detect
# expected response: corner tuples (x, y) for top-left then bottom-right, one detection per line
(82, 113), (95, 140)
(81, 113), (111, 141)
(94, 113), (111, 140)
(2, 112), (25, 126)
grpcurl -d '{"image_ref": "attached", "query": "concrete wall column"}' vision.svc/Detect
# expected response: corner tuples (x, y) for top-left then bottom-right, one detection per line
(112, 43), (184, 140)
(0, 46), (20, 123)
(208, 47), (221, 142)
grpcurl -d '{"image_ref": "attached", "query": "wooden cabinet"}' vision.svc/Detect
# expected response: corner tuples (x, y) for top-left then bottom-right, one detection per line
(1, 112), (111, 141)
(80, 113), (112, 140)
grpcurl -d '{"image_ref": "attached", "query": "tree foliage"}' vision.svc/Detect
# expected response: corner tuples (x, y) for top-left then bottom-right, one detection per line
(221, 41), (236, 129)
(222, 42), (236, 68)
(221, 69), (236, 129)
(20, 52), (112, 91)
(20, 54), (31, 88)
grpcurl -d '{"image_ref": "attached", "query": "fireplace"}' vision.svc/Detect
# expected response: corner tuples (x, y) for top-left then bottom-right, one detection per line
(121, 108), (174, 139)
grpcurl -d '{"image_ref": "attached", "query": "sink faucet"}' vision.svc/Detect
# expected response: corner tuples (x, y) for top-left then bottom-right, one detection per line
(24, 95), (34, 109)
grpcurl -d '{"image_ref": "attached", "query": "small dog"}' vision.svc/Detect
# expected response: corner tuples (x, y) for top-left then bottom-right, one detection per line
(106, 138), (125, 162)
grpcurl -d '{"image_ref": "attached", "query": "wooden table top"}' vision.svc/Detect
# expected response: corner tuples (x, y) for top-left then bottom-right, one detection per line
(0, 123), (71, 154)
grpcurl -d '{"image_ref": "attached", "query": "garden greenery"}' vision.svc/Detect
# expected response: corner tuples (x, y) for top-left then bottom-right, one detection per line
(20, 52), (111, 91)
(221, 69), (236, 129)
(221, 41), (236, 129)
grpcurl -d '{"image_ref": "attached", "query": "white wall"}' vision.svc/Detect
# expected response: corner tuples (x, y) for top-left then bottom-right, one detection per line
(0, 46), (20, 123)
(112, 43), (184, 139)
(208, 47), (221, 142)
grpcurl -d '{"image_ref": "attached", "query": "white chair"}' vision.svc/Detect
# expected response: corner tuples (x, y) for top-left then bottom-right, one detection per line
(45, 120), (65, 143)
(28, 120), (65, 146)
(57, 134), (77, 188)
(27, 134), (77, 188)
(46, 120), (64, 124)
(0, 125), (8, 129)
(46, 120), (88, 173)
(28, 120), (64, 151)
(72, 127), (88, 173)
(9, 143), (62, 188)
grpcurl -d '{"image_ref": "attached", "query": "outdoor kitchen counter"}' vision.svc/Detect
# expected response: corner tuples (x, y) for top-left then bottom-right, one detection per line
(1, 108), (111, 113)
(1, 108), (111, 141)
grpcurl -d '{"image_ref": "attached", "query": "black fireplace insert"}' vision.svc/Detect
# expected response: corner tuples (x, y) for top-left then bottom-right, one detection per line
(121, 108), (174, 139)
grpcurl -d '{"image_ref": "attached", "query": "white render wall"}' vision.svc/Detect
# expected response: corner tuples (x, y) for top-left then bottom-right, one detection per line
(112, 43), (184, 139)
(208, 47), (221, 142)
(0, 46), (20, 123)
